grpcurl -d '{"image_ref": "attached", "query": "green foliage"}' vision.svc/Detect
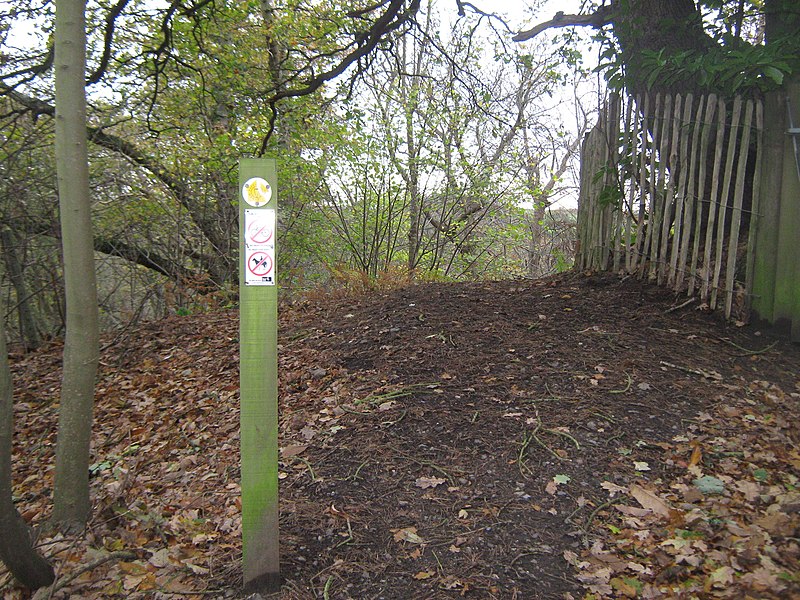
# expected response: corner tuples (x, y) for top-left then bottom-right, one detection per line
(592, 164), (624, 208)
(593, 35), (627, 91)
(592, 0), (798, 94)
(552, 249), (572, 273)
(598, 184), (624, 208)
(0, 0), (586, 333)
(638, 44), (794, 95)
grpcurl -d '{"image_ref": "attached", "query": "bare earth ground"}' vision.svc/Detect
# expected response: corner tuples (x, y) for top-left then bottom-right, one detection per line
(2, 273), (799, 599)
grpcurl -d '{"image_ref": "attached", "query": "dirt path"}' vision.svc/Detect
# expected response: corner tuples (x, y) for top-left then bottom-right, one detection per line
(274, 274), (799, 599)
(4, 273), (799, 599)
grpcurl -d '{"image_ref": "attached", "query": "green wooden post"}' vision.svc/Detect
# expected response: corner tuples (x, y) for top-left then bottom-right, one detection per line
(752, 77), (800, 341)
(772, 79), (800, 341)
(239, 158), (280, 592)
(751, 89), (784, 325)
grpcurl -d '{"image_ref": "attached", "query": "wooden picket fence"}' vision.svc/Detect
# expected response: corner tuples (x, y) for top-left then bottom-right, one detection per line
(577, 92), (763, 320)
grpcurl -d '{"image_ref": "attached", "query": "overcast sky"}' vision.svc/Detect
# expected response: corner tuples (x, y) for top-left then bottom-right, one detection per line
(478, 0), (586, 33)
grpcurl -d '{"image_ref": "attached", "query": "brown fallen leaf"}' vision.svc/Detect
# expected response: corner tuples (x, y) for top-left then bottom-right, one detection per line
(740, 565), (785, 592)
(735, 480), (761, 502)
(755, 511), (790, 534)
(610, 576), (638, 598)
(688, 442), (703, 468)
(704, 565), (735, 592)
(123, 574), (148, 592)
(630, 484), (672, 519)
(392, 526), (425, 544)
(601, 481), (628, 497)
(280, 444), (308, 458)
(415, 476), (446, 489)
(614, 504), (652, 517)
(147, 548), (171, 568)
(441, 576), (468, 591)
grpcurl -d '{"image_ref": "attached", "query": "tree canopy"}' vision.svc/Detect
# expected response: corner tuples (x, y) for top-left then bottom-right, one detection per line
(514, 0), (800, 96)
(0, 0), (589, 343)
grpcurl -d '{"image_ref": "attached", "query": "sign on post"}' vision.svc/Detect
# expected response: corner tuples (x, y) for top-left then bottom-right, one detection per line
(239, 159), (280, 592)
(244, 208), (276, 285)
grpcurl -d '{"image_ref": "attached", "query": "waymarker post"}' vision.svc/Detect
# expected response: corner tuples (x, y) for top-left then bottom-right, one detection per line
(238, 158), (280, 592)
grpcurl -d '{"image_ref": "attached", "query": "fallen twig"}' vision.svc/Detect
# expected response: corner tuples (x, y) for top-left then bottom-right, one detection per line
(583, 500), (614, 533)
(391, 447), (459, 485)
(659, 360), (723, 380)
(356, 383), (439, 406)
(665, 297), (696, 313)
(518, 430), (535, 476)
(380, 409), (407, 428)
(333, 516), (354, 548)
(527, 418), (569, 462)
(348, 460), (370, 481)
(32, 550), (138, 600)
(323, 575), (334, 599)
(544, 427), (580, 450)
(608, 372), (633, 394)
(297, 457), (320, 482)
(719, 338), (779, 356)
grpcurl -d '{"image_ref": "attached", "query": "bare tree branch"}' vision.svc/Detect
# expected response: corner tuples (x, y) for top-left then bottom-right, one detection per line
(0, 83), (228, 272)
(512, 6), (614, 43)
(6, 215), (196, 283)
(258, 0), (421, 155)
(86, 0), (132, 85)
(454, 0), (513, 33)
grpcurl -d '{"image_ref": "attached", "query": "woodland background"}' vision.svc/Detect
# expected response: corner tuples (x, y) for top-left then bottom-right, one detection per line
(1, 0), (799, 597)
(1, 0), (591, 353)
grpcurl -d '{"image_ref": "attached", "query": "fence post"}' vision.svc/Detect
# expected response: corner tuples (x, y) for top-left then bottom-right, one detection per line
(773, 77), (800, 340)
(751, 77), (800, 340)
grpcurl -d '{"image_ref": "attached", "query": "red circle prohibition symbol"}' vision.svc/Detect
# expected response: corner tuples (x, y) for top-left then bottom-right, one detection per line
(247, 220), (273, 244)
(247, 252), (273, 276)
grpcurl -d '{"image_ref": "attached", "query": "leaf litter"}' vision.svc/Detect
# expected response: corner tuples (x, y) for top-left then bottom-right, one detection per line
(2, 272), (799, 599)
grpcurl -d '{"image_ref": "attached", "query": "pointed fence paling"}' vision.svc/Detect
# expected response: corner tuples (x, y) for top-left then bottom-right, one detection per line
(576, 92), (763, 320)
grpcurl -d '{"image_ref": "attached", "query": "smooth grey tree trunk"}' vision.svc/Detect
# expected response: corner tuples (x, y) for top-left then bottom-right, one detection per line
(0, 226), (42, 351)
(0, 298), (55, 588)
(51, 0), (99, 531)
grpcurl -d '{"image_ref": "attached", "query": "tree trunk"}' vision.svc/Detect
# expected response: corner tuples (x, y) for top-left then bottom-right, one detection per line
(605, 0), (798, 96)
(51, 0), (99, 531)
(401, 36), (423, 274)
(764, 0), (800, 44)
(0, 299), (55, 589)
(611, 0), (712, 96)
(527, 203), (548, 277)
(0, 226), (42, 351)
(406, 110), (422, 273)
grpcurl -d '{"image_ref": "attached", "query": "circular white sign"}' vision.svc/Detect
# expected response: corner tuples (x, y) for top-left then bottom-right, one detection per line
(247, 251), (273, 276)
(247, 218), (273, 245)
(242, 177), (272, 207)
